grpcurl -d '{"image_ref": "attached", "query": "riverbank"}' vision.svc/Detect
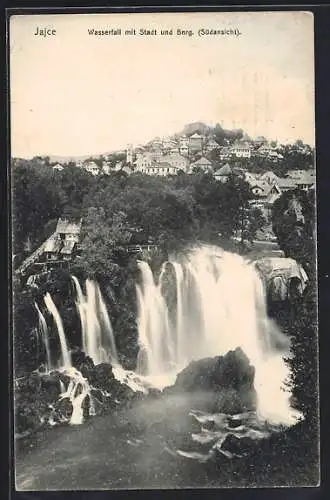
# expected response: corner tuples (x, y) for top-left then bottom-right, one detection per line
(15, 389), (319, 490)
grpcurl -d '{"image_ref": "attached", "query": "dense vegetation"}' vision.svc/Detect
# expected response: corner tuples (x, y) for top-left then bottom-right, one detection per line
(12, 161), (267, 374)
(12, 153), (319, 486)
(271, 188), (318, 474)
(12, 161), (265, 264)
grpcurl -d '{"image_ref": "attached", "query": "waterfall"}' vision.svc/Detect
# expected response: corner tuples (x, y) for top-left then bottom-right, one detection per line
(97, 283), (118, 365)
(136, 245), (300, 426)
(72, 276), (118, 366)
(71, 276), (87, 357)
(136, 262), (175, 378)
(44, 293), (71, 368)
(35, 302), (52, 371)
(58, 367), (91, 425)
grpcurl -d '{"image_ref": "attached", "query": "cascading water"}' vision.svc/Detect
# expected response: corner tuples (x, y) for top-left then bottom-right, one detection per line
(35, 302), (52, 371)
(136, 262), (176, 383)
(44, 293), (71, 368)
(72, 276), (119, 366)
(136, 245), (301, 426)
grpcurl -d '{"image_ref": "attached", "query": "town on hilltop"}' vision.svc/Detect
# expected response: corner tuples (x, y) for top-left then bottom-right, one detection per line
(16, 122), (315, 220)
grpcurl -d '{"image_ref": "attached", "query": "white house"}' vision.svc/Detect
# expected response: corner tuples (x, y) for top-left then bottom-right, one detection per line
(162, 152), (190, 172)
(84, 161), (100, 176)
(52, 163), (64, 172)
(230, 141), (252, 158)
(179, 136), (189, 156)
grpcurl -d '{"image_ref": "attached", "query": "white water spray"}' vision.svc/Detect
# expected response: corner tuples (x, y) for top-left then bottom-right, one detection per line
(35, 302), (52, 371)
(58, 367), (91, 425)
(44, 293), (71, 369)
(72, 277), (118, 366)
(136, 245), (301, 426)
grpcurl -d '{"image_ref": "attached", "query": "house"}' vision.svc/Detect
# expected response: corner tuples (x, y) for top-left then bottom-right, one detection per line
(218, 146), (232, 160)
(254, 136), (267, 148)
(244, 171), (260, 184)
(179, 144), (189, 156)
(163, 152), (190, 172)
(122, 165), (134, 175)
(114, 161), (124, 171)
(141, 161), (159, 175)
(84, 161), (100, 176)
(263, 183), (282, 204)
(257, 143), (283, 160)
(276, 177), (297, 192)
(179, 136), (189, 156)
(149, 147), (163, 162)
(230, 141), (252, 158)
(135, 153), (155, 172)
(43, 237), (63, 261)
(190, 156), (213, 173)
(249, 180), (271, 197)
(144, 161), (175, 176)
(259, 171), (281, 185)
(257, 143), (274, 156)
(52, 163), (64, 171)
(189, 133), (204, 153)
(286, 169), (307, 179)
(203, 138), (220, 154)
(249, 182), (282, 219)
(56, 218), (82, 243)
(295, 173), (315, 191)
(43, 218), (82, 262)
(102, 162), (111, 175)
(147, 162), (174, 176)
(214, 163), (232, 182)
(286, 169), (315, 190)
(162, 137), (177, 150)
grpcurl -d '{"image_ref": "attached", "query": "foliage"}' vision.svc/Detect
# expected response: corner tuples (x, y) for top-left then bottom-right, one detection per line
(286, 279), (318, 427)
(272, 188), (318, 426)
(272, 188), (316, 274)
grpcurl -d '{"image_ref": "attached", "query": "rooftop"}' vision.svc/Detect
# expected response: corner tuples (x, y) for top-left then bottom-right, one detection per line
(215, 164), (232, 176)
(190, 133), (203, 139)
(192, 156), (212, 166)
(56, 218), (82, 235)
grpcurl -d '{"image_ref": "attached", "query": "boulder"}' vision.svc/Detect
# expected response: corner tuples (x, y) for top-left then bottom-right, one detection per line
(172, 348), (255, 394)
(89, 363), (115, 392)
(27, 371), (42, 392)
(40, 373), (62, 402)
(70, 349), (95, 378)
(53, 397), (73, 423)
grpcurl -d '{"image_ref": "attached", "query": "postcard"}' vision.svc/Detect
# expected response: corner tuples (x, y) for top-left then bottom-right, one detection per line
(9, 10), (319, 490)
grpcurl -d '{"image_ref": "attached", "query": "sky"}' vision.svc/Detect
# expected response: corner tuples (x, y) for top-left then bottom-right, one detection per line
(10, 11), (315, 158)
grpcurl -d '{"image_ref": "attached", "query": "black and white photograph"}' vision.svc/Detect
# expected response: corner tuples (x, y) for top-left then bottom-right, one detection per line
(10, 11), (319, 490)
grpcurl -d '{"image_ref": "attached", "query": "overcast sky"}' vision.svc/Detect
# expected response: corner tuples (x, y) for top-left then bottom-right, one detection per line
(10, 11), (315, 158)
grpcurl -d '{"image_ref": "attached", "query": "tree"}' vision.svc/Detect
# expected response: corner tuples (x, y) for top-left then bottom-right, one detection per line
(12, 161), (65, 259)
(272, 188), (318, 428)
(72, 207), (132, 283)
(272, 188), (316, 274)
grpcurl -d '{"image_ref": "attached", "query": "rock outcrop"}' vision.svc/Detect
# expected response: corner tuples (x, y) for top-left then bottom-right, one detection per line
(167, 348), (257, 414)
